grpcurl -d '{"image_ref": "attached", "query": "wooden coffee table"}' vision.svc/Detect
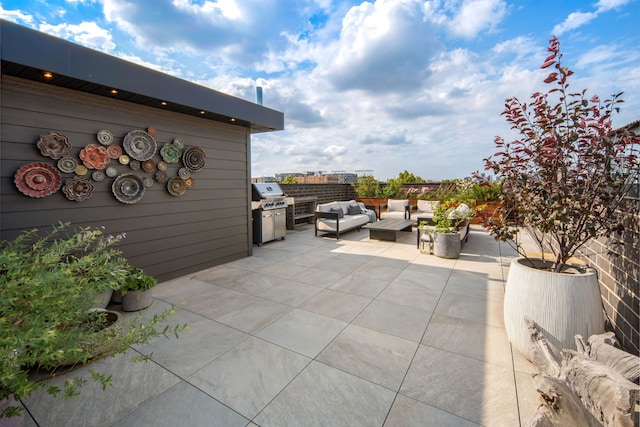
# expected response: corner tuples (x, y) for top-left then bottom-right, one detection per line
(362, 219), (415, 241)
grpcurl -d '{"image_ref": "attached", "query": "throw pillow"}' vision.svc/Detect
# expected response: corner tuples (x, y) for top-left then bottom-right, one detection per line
(347, 204), (362, 215)
(329, 207), (344, 218)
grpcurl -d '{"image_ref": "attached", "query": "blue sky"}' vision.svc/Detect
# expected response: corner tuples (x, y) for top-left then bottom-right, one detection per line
(2, 0), (638, 180)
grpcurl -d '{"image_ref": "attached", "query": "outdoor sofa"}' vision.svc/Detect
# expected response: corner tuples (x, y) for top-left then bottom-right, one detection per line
(315, 200), (375, 239)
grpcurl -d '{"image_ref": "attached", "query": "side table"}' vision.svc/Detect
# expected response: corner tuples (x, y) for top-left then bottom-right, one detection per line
(418, 226), (436, 254)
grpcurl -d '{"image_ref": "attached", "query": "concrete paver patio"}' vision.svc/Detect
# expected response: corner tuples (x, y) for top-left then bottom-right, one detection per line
(18, 225), (540, 426)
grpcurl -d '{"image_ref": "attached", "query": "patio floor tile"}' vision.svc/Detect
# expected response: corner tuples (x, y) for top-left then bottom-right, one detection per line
(299, 289), (371, 322)
(353, 299), (432, 342)
(135, 311), (249, 378)
(434, 291), (505, 328)
(188, 337), (310, 419)
(255, 361), (396, 427)
(421, 314), (513, 368)
(317, 324), (418, 391)
(384, 394), (481, 426)
(255, 308), (347, 357)
(112, 381), (249, 427)
(24, 350), (180, 427)
(400, 345), (520, 426)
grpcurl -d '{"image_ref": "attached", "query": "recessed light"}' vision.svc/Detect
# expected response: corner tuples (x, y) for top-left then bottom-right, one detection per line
(200, 110), (206, 115)
(230, 118), (236, 122)
(110, 89), (118, 94)
(43, 71), (53, 79)
(161, 101), (168, 106)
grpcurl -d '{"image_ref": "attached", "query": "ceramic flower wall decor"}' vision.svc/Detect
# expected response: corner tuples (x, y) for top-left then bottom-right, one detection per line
(36, 132), (71, 159)
(79, 144), (110, 170)
(15, 128), (206, 203)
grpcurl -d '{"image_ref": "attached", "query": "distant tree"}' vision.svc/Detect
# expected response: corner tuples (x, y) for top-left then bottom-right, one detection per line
(395, 170), (424, 183)
(281, 175), (298, 184)
(353, 175), (382, 197)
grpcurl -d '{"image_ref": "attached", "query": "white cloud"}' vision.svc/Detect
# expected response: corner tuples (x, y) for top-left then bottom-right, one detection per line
(447, 0), (507, 38)
(595, 0), (634, 12)
(38, 21), (116, 51)
(552, 11), (597, 35)
(318, 0), (442, 92)
(0, 5), (34, 25)
(553, 0), (635, 35)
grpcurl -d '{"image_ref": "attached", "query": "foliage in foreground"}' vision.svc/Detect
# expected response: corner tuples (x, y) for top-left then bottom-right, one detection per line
(0, 223), (185, 418)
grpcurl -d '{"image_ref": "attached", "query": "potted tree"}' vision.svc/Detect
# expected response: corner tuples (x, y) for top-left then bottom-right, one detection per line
(0, 223), (185, 419)
(120, 267), (157, 312)
(475, 37), (639, 360)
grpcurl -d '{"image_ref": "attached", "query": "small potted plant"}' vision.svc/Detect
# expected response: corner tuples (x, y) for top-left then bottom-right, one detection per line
(474, 36), (639, 359)
(431, 202), (474, 258)
(120, 267), (157, 312)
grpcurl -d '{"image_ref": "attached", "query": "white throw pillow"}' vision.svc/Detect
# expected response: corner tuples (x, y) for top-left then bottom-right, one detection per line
(417, 200), (439, 212)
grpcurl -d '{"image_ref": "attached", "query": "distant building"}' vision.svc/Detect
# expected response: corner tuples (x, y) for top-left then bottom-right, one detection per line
(251, 176), (277, 183)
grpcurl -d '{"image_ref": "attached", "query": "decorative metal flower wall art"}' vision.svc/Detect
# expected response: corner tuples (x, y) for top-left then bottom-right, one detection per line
(37, 132), (71, 159)
(79, 144), (110, 170)
(14, 162), (62, 198)
(62, 176), (94, 201)
(16, 128), (206, 203)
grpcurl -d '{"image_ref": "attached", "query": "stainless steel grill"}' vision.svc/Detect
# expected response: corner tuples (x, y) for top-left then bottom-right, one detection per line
(251, 183), (288, 245)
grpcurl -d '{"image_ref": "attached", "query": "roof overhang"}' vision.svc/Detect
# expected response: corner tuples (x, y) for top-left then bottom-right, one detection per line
(0, 20), (284, 133)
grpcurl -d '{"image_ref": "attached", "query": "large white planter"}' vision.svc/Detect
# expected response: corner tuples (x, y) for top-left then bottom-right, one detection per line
(504, 257), (605, 361)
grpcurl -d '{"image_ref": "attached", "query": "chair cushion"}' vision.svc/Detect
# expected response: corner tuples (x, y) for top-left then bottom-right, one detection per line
(387, 199), (408, 211)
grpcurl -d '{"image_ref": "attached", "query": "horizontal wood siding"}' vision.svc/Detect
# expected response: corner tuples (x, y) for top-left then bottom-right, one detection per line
(1, 76), (252, 281)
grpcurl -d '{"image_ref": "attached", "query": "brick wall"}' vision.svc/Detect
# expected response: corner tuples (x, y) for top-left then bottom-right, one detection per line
(575, 202), (639, 356)
(280, 183), (357, 204)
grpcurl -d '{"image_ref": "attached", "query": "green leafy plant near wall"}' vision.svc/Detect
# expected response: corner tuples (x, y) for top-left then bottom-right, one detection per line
(0, 222), (185, 418)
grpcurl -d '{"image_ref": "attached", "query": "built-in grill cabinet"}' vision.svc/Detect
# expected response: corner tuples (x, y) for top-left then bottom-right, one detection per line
(251, 183), (288, 246)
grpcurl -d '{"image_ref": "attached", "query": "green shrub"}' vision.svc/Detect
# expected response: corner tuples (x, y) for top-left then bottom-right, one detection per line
(0, 223), (184, 418)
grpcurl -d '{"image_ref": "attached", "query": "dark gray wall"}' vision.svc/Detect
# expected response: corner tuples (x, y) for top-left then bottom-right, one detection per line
(1, 75), (252, 282)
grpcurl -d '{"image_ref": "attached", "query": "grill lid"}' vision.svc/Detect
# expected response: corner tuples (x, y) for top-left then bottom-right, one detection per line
(252, 182), (285, 200)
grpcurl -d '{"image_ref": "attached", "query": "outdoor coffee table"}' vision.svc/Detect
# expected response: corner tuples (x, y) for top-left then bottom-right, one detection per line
(362, 219), (415, 241)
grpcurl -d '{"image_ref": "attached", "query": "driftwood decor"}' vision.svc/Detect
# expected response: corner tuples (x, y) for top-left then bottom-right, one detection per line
(525, 317), (640, 427)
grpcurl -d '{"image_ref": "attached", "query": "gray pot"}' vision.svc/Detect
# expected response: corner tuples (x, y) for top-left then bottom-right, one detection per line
(433, 232), (461, 259)
(121, 289), (153, 312)
(89, 290), (113, 309)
